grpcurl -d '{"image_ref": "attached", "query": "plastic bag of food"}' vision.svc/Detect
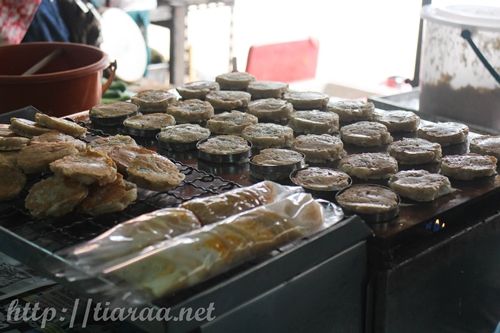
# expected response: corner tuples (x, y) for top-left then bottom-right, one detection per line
(98, 192), (342, 301)
(180, 180), (302, 225)
(57, 208), (201, 273)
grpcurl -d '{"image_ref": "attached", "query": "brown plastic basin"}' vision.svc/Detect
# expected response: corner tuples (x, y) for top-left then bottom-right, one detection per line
(0, 42), (112, 117)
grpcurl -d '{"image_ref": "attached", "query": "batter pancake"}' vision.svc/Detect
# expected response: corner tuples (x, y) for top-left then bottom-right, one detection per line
(339, 153), (398, 180)
(340, 121), (393, 147)
(292, 134), (344, 163)
(389, 170), (452, 202)
(417, 122), (468, 146)
(441, 153), (497, 180)
(388, 138), (442, 165)
(207, 110), (258, 135)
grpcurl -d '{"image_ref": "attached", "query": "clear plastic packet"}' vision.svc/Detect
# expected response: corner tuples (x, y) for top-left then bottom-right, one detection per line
(56, 208), (201, 273)
(180, 180), (302, 225)
(80, 193), (344, 303)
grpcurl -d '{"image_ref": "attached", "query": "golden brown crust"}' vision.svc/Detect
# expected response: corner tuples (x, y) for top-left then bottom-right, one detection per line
(89, 135), (138, 154)
(49, 150), (117, 185)
(108, 145), (155, 173)
(34, 113), (87, 138)
(10, 118), (52, 138)
(17, 142), (79, 174)
(127, 154), (185, 191)
(0, 163), (26, 201)
(31, 132), (87, 151)
(25, 176), (88, 218)
(0, 137), (30, 151)
(79, 174), (137, 216)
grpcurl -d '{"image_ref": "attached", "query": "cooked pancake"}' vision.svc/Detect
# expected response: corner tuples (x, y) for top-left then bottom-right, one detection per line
(417, 122), (468, 146)
(108, 146), (155, 173)
(127, 154), (185, 191)
(197, 135), (250, 155)
(441, 153), (497, 180)
(0, 125), (15, 137)
(283, 91), (329, 110)
(0, 151), (19, 166)
(25, 176), (88, 218)
(340, 121), (393, 147)
(292, 167), (350, 191)
(50, 150), (117, 185)
(176, 81), (220, 100)
(205, 90), (251, 111)
(10, 118), (52, 138)
(339, 153), (398, 179)
(166, 99), (214, 124)
(215, 71), (255, 90)
(79, 174), (137, 216)
(247, 81), (288, 99)
(336, 184), (399, 214)
(373, 109), (420, 132)
(90, 102), (138, 118)
(34, 113), (87, 138)
(17, 142), (78, 174)
(0, 163), (26, 201)
(326, 100), (374, 123)
(89, 135), (138, 154)
(389, 170), (452, 202)
(246, 98), (293, 123)
(292, 134), (344, 163)
(288, 110), (339, 135)
(388, 138), (442, 165)
(251, 148), (303, 166)
(123, 113), (176, 131)
(0, 137), (30, 151)
(207, 110), (258, 135)
(470, 135), (500, 159)
(131, 89), (177, 113)
(242, 123), (294, 149)
(158, 124), (210, 144)
(31, 132), (87, 151)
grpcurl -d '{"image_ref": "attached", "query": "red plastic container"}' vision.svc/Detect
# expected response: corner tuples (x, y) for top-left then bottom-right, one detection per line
(0, 42), (114, 117)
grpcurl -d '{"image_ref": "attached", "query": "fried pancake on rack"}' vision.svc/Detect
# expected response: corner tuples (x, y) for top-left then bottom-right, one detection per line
(127, 154), (185, 191)
(10, 118), (52, 138)
(205, 91), (251, 111)
(108, 145), (155, 173)
(0, 162), (26, 201)
(0, 151), (19, 166)
(441, 153), (497, 180)
(288, 110), (339, 135)
(34, 113), (87, 138)
(247, 81), (288, 99)
(326, 100), (375, 123)
(25, 176), (88, 218)
(207, 110), (258, 135)
(17, 142), (79, 174)
(166, 99), (214, 124)
(0, 137), (30, 151)
(131, 89), (177, 113)
(0, 125), (15, 137)
(31, 132), (87, 151)
(50, 149), (117, 185)
(373, 109), (420, 133)
(79, 173), (137, 216)
(89, 135), (138, 154)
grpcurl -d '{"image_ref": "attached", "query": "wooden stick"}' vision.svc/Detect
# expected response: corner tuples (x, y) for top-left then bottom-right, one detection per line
(22, 49), (63, 76)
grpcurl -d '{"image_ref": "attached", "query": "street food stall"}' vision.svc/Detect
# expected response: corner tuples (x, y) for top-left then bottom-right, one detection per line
(0, 1), (499, 333)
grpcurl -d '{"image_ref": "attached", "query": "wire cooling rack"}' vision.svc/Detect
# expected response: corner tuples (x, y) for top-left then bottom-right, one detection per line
(0, 122), (239, 253)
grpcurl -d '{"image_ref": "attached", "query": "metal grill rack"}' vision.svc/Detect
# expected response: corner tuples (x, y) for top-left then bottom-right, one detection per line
(0, 122), (239, 254)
